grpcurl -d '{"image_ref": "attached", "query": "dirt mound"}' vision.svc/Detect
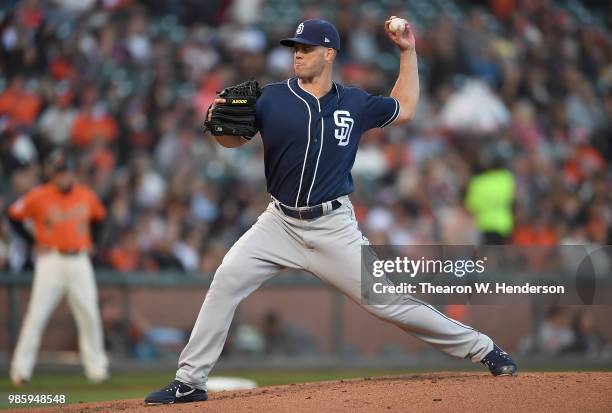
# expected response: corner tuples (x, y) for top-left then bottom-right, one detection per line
(19, 372), (612, 413)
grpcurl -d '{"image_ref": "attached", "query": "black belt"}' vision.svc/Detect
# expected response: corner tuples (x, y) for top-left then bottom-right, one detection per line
(275, 200), (342, 220)
(40, 247), (83, 256)
(57, 249), (82, 256)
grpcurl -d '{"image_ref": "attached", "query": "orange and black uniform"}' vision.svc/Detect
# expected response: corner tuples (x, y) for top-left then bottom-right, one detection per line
(8, 181), (110, 384)
(8, 182), (106, 253)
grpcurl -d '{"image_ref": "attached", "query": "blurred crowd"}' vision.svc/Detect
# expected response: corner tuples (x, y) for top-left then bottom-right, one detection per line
(519, 306), (609, 357)
(0, 0), (611, 274)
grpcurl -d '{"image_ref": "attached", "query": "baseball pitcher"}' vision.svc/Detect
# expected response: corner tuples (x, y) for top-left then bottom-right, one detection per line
(146, 17), (517, 405)
(8, 149), (109, 386)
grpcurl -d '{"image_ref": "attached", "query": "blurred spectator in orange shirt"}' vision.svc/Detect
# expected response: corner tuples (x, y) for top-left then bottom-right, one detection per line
(564, 145), (605, 185)
(108, 230), (140, 272)
(50, 55), (77, 81)
(0, 76), (41, 127)
(17, 0), (43, 29)
(71, 102), (119, 148)
(490, 0), (516, 22)
(512, 218), (557, 246)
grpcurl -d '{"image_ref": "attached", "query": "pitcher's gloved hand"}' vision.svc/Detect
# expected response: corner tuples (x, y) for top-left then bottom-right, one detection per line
(204, 79), (262, 138)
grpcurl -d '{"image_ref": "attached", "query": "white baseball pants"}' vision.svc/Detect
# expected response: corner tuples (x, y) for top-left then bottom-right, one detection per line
(10, 251), (109, 382)
(176, 197), (493, 390)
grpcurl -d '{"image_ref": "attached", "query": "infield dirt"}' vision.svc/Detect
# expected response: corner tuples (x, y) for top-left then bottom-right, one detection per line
(18, 372), (612, 412)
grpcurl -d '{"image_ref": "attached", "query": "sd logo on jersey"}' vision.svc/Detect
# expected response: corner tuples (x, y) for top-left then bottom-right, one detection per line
(333, 110), (354, 146)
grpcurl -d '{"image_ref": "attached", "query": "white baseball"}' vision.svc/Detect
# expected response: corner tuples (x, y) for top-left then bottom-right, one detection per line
(388, 18), (406, 34)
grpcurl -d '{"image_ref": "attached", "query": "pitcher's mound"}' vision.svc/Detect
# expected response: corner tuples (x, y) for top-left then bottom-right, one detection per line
(21, 372), (612, 413)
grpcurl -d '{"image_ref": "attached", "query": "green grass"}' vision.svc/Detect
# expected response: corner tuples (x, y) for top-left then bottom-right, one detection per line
(0, 369), (401, 409)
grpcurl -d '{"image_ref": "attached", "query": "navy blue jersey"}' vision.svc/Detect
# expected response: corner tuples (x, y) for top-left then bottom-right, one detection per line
(253, 77), (400, 207)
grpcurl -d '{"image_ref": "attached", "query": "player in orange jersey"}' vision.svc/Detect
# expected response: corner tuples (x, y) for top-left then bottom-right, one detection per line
(7, 149), (109, 386)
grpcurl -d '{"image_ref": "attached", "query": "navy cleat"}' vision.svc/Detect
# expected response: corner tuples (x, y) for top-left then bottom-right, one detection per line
(145, 379), (208, 405)
(481, 344), (518, 376)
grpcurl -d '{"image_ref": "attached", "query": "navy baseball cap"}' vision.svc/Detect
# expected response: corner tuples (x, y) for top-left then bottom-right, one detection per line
(280, 19), (341, 50)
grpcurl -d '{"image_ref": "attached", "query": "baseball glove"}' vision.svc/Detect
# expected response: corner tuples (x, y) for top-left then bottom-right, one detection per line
(204, 79), (262, 137)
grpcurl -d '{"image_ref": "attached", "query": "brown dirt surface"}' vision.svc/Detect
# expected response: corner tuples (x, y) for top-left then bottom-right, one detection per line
(16, 372), (612, 413)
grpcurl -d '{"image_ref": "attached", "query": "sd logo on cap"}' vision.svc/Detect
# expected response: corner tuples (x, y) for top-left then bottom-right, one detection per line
(281, 19), (340, 50)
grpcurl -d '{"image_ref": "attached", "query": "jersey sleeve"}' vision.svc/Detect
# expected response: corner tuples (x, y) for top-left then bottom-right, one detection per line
(8, 190), (38, 220)
(251, 87), (268, 140)
(361, 93), (400, 131)
(87, 189), (107, 221)
(250, 105), (260, 140)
